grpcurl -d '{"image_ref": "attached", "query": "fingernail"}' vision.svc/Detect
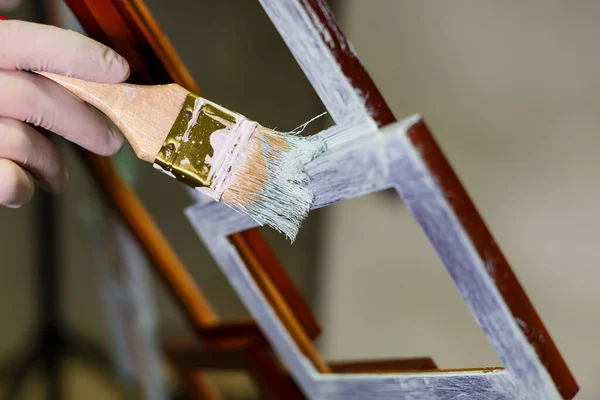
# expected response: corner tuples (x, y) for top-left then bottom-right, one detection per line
(4, 202), (24, 209)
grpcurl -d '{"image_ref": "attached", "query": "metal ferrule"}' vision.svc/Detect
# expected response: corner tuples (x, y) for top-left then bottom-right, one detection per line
(154, 93), (239, 189)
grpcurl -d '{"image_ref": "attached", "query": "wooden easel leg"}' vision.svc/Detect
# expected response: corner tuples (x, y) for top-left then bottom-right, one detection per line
(245, 342), (305, 400)
(173, 367), (223, 400)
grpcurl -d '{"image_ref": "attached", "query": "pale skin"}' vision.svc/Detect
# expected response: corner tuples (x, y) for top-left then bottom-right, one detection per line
(0, 0), (129, 208)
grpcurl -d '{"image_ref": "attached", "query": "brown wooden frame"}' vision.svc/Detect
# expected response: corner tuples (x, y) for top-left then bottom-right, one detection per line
(61, 1), (579, 399)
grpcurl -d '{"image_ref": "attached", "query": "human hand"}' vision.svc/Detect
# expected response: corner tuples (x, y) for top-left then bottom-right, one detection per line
(0, 16), (130, 208)
(0, 0), (22, 12)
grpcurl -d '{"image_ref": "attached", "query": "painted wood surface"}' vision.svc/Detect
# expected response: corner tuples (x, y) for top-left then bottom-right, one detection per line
(187, 117), (567, 399)
(184, 0), (578, 399)
(61, 0), (578, 398)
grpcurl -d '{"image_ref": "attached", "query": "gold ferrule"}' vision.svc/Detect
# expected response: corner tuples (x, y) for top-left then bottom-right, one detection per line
(154, 93), (237, 188)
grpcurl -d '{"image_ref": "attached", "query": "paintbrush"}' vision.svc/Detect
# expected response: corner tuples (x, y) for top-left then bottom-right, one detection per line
(37, 72), (325, 241)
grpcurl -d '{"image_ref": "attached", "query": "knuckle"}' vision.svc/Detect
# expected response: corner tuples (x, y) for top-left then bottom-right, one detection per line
(0, 119), (63, 190)
(0, 71), (45, 126)
(10, 72), (36, 100)
(0, 116), (25, 131)
(0, 118), (33, 155)
(17, 76), (45, 126)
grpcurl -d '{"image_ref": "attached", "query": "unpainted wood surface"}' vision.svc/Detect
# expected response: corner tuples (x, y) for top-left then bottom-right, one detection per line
(39, 72), (186, 161)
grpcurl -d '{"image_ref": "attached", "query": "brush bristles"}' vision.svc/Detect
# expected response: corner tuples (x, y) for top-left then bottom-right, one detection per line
(221, 126), (326, 242)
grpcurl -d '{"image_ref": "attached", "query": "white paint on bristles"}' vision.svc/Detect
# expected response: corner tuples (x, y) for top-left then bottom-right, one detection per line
(223, 124), (326, 241)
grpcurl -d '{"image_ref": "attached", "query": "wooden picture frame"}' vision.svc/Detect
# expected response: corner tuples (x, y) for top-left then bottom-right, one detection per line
(184, 1), (578, 399)
(61, 0), (578, 398)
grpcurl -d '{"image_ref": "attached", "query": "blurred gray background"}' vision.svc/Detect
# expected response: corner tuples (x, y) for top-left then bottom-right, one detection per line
(0, 0), (597, 398)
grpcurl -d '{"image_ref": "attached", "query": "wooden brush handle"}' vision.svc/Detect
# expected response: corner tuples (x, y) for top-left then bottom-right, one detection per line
(38, 72), (189, 162)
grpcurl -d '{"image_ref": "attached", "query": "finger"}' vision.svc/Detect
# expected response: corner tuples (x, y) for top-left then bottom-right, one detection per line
(0, 70), (123, 155)
(0, 20), (129, 83)
(0, 117), (68, 193)
(0, 158), (34, 208)
(0, 0), (22, 12)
